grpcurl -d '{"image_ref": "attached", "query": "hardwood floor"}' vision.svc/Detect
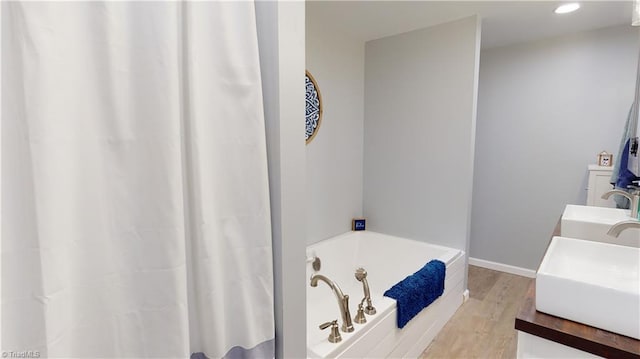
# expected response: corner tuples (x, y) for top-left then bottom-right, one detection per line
(420, 265), (533, 359)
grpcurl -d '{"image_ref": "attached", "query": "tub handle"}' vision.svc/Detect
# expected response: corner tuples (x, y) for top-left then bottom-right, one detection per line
(354, 302), (367, 324)
(319, 320), (342, 343)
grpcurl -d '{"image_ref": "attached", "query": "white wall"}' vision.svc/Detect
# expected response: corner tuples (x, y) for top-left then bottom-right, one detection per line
(363, 16), (481, 257)
(305, 17), (364, 245)
(255, 2), (306, 358)
(472, 25), (638, 271)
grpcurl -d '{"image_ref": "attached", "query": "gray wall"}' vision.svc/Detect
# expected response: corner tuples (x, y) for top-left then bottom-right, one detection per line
(255, 2), (306, 358)
(305, 17), (364, 245)
(363, 16), (481, 256)
(471, 25), (638, 271)
(635, 114), (640, 176)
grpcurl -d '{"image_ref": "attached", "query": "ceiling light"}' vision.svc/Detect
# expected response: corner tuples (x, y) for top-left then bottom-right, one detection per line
(554, 3), (580, 14)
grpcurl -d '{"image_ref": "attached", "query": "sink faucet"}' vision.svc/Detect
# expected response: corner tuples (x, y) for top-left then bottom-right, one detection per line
(310, 274), (354, 332)
(601, 189), (639, 219)
(607, 220), (640, 237)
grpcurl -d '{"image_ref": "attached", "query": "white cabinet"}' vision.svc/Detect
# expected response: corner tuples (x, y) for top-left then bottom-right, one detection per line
(586, 165), (615, 207)
(517, 332), (602, 358)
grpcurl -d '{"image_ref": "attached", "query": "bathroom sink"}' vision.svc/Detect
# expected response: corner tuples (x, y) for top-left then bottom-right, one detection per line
(536, 237), (640, 339)
(561, 205), (639, 247)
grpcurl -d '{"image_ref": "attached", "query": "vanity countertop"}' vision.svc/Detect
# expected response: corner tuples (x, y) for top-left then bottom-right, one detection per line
(514, 219), (640, 358)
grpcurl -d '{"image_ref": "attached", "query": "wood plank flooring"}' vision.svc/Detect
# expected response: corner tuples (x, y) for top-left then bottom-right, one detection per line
(420, 265), (533, 358)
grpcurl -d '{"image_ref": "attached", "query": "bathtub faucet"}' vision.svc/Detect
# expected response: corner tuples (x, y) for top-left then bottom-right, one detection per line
(310, 274), (355, 333)
(355, 268), (376, 315)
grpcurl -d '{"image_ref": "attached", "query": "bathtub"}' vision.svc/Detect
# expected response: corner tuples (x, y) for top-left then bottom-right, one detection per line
(306, 231), (465, 359)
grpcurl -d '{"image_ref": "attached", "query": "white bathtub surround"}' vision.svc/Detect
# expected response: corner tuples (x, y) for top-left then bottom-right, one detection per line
(306, 231), (465, 358)
(3, 2), (275, 358)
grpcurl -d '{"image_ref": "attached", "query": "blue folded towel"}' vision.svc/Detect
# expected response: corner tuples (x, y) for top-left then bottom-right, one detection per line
(383, 259), (446, 329)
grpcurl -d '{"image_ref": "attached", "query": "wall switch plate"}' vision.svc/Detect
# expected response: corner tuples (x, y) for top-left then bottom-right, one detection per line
(352, 218), (366, 231)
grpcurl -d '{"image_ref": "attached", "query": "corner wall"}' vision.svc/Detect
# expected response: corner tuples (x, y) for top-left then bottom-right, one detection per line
(305, 18), (364, 245)
(471, 25), (638, 271)
(255, 2), (306, 358)
(363, 16), (481, 261)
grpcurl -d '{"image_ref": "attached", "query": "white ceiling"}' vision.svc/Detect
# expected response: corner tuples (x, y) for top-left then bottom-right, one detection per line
(306, 1), (634, 49)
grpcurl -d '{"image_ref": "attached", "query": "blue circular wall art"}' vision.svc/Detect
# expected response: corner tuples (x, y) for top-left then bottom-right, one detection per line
(305, 71), (323, 144)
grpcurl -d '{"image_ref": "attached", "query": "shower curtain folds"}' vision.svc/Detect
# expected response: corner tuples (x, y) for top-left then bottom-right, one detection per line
(1, 2), (275, 358)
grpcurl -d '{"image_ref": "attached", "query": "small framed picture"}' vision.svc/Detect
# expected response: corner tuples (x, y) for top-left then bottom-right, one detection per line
(597, 151), (613, 167)
(352, 218), (366, 231)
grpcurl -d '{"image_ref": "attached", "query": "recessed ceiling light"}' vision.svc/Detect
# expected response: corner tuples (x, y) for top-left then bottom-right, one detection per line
(554, 3), (580, 14)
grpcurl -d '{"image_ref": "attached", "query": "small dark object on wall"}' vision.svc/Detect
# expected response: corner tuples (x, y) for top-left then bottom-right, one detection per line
(352, 218), (366, 231)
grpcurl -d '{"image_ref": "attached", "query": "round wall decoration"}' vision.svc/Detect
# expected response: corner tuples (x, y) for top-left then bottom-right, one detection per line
(305, 70), (323, 144)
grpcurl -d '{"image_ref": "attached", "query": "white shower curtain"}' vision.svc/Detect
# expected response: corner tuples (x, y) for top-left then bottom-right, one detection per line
(2, 2), (274, 358)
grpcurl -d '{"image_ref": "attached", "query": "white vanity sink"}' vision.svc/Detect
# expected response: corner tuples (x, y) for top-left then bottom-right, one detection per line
(561, 205), (639, 247)
(536, 236), (640, 339)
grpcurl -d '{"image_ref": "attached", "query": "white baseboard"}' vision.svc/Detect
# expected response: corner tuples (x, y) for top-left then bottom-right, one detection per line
(469, 257), (536, 278)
